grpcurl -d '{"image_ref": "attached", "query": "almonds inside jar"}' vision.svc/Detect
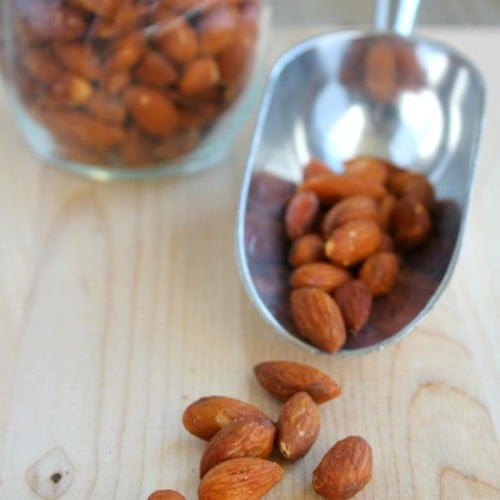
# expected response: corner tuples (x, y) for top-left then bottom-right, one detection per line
(6, 0), (261, 170)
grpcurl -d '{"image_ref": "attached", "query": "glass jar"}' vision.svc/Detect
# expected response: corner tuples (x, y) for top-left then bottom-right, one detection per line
(1, 0), (264, 180)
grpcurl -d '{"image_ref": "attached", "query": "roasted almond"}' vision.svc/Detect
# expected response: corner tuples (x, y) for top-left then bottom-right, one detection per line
(391, 196), (431, 250)
(359, 252), (400, 297)
(285, 191), (320, 240)
(85, 91), (127, 125)
(300, 174), (386, 204)
(199, 416), (276, 477)
(21, 48), (63, 84)
(343, 156), (389, 184)
(68, 0), (121, 18)
(254, 360), (341, 404)
(289, 262), (351, 293)
(277, 392), (320, 461)
(325, 219), (382, 267)
(333, 280), (372, 333)
(154, 11), (199, 65)
(313, 436), (373, 499)
(182, 395), (269, 441)
(198, 5), (238, 55)
(52, 43), (102, 81)
(288, 233), (325, 268)
(104, 32), (147, 72)
(49, 74), (93, 106)
(125, 85), (179, 137)
(147, 490), (186, 500)
(40, 110), (125, 151)
(134, 51), (178, 87)
(322, 196), (379, 237)
(178, 57), (221, 96)
(387, 171), (434, 207)
(303, 158), (337, 180)
(377, 193), (397, 232)
(198, 457), (284, 500)
(290, 288), (346, 353)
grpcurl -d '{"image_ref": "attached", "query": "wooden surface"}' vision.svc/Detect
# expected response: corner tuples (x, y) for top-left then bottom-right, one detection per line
(0, 27), (499, 500)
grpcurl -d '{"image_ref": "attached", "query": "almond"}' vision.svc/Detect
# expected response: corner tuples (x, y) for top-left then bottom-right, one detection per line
(359, 252), (400, 297)
(199, 416), (276, 477)
(254, 360), (341, 403)
(53, 43), (102, 82)
(147, 490), (186, 500)
(378, 193), (397, 232)
(102, 71), (131, 95)
(378, 233), (395, 253)
(288, 233), (325, 268)
(198, 5), (238, 55)
(40, 110), (125, 151)
(285, 191), (320, 240)
(178, 57), (221, 96)
(198, 457), (284, 500)
(125, 85), (179, 137)
(325, 219), (382, 267)
(154, 11), (199, 65)
(68, 0), (121, 18)
(277, 392), (320, 461)
(50, 74), (93, 106)
(313, 435), (373, 499)
(322, 196), (379, 237)
(105, 32), (147, 72)
(391, 196), (431, 250)
(119, 126), (154, 166)
(343, 156), (389, 184)
(300, 174), (386, 204)
(333, 280), (372, 333)
(387, 171), (434, 207)
(21, 48), (63, 84)
(19, 2), (87, 41)
(182, 396), (270, 441)
(135, 51), (178, 87)
(289, 262), (351, 293)
(290, 288), (346, 353)
(85, 91), (127, 125)
(303, 158), (337, 180)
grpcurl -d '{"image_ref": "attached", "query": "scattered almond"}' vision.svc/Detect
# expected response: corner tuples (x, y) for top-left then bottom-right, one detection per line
(313, 436), (373, 499)
(285, 191), (321, 240)
(147, 490), (186, 500)
(182, 395), (270, 441)
(277, 392), (320, 461)
(391, 196), (431, 250)
(254, 360), (341, 403)
(199, 416), (276, 477)
(198, 457), (284, 500)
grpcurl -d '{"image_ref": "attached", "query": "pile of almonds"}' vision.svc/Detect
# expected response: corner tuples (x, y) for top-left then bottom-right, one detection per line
(148, 360), (373, 499)
(285, 156), (435, 352)
(8, 0), (259, 167)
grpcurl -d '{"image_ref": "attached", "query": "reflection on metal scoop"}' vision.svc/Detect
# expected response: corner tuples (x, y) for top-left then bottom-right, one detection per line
(236, 0), (485, 354)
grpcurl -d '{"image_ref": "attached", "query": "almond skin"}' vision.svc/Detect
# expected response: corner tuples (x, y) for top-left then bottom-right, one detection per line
(288, 233), (325, 268)
(125, 85), (179, 137)
(290, 288), (346, 353)
(277, 392), (320, 461)
(289, 262), (351, 293)
(333, 280), (372, 333)
(322, 196), (379, 237)
(285, 191), (320, 240)
(300, 174), (386, 204)
(313, 436), (373, 499)
(391, 196), (431, 250)
(387, 171), (434, 208)
(178, 57), (221, 96)
(147, 490), (186, 500)
(254, 361), (341, 404)
(134, 51), (178, 87)
(199, 416), (276, 477)
(198, 457), (284, 500)
(359, 252), (400, 297)
(325, 219), (382, 267)
(182, 396), (270, 441)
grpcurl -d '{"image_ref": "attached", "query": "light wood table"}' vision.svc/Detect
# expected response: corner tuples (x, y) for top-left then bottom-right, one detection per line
(0, 27), (499, 500)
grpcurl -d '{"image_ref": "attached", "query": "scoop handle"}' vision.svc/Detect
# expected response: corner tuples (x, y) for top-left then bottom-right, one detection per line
(374, 0), (421, 36)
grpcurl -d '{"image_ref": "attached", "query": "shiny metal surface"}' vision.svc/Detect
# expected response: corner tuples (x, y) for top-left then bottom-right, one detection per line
(236, 30), (485, 355)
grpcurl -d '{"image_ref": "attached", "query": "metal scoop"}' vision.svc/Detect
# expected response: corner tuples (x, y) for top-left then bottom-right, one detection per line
(236, 0), (485, 354)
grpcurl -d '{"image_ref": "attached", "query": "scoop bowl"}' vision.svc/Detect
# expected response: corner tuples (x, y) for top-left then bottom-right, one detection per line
(236, 29), (485, 355)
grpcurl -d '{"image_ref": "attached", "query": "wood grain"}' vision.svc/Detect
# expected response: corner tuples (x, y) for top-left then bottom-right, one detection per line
(0, 28), (499, 499)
